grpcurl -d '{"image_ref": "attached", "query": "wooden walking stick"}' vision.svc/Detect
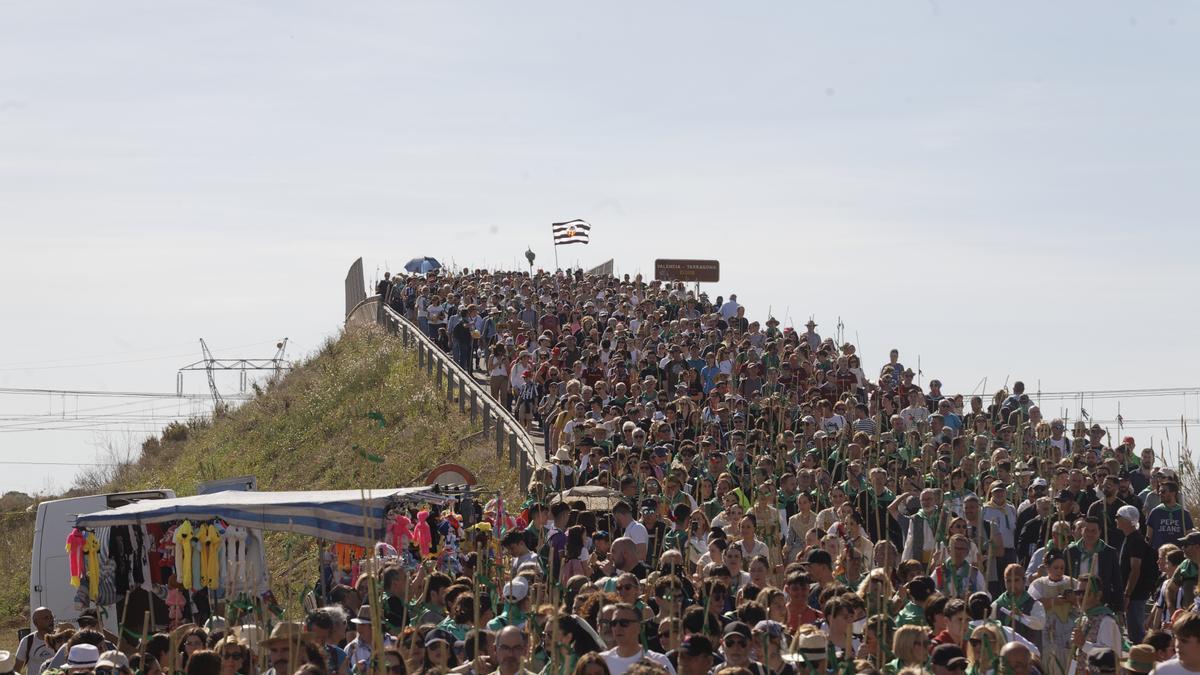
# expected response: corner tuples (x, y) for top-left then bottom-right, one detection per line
(139, 611), (151, 668)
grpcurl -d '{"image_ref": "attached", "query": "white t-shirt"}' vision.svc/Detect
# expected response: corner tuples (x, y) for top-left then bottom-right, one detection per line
(1152, 659), (1200, 675)
(17, 632), (54, 675)
(600, 647), (677, 675)
(624, 520), (649, 546)
(1029, 575), (1074, 601)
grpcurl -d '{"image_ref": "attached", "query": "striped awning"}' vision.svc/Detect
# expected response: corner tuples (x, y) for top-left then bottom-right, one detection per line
(73, 487), (454, 545)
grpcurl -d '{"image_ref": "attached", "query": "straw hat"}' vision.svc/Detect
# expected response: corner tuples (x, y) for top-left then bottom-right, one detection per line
(96, 651), (130, 670)
(350, 606), (376, 625)
(1123, 644), (1156, 674)
(168, 623), (199, 644)
(261, 622), (313, 648)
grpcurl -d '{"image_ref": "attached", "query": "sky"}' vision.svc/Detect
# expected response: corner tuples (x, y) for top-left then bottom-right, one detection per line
(1, 2), (1198, 495)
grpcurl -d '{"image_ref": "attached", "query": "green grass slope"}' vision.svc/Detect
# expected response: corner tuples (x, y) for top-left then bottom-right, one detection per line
(0, 323), (518, 643)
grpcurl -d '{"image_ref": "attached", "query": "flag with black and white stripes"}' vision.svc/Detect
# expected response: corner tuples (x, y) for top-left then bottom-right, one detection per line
(552, 219), (591, 246)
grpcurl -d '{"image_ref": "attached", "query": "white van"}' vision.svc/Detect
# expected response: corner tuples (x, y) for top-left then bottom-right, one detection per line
(29, 489), (175, 631)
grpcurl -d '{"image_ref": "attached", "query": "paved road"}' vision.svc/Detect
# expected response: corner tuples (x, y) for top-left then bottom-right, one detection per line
(466, 363), (547, 463)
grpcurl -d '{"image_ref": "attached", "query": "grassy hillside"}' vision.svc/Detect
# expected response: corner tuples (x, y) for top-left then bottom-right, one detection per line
(0, 323), (518, 643)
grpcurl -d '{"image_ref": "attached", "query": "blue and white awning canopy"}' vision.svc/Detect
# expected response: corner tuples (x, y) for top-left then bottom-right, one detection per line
(74, 487), (455, 545)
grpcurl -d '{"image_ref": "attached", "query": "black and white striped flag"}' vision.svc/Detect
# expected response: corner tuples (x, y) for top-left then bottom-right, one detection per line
(552, 219), (591, 246)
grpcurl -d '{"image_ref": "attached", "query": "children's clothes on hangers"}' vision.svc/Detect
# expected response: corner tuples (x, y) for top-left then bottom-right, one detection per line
(172, 520), (195, 588)
(83, 531), (101, 600)
(223, 526), (249, 595)
(190, 535), (202, 591)
(66, 528), (86, 587)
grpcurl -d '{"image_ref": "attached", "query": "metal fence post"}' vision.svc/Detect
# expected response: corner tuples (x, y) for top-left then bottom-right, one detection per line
(496, 425), (505, 460)
(417, 342), (425, 369)
(436, 361), (443, 388)
(481, 404), (491, 434)
(447, 370), (455, 401)
(520, 452), (530, 494)
(459, 380), (467, 412)
(470, 391), (478, 424)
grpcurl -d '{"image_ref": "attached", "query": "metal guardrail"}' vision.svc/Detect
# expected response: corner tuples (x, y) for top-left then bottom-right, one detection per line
(344, 291), (539, 495)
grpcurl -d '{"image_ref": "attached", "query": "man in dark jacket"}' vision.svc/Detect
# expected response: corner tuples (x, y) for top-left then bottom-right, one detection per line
(1067, 516), (1123, 609)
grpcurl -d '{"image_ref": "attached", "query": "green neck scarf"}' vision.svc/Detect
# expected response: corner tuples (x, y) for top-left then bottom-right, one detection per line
(942, 559), (972, 597)
(1174, 559), (1198, 584)
(1086, 604), (1115, 618)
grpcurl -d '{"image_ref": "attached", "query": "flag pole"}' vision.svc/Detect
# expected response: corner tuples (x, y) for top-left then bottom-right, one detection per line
(553, 241), (559, 271)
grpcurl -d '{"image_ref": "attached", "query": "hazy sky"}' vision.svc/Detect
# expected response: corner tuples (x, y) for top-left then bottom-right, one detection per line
(2, 2), (1198, 495)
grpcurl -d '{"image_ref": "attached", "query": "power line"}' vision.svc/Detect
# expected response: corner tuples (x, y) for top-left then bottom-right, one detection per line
(0, 386), (251, 400)
(0, 339), (282, 370)
(0, 460), (123, 465)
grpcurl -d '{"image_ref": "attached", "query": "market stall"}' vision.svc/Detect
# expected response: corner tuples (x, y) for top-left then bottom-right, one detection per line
(65, 486), (462, 643)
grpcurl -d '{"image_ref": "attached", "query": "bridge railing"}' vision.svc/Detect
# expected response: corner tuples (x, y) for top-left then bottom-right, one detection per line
(344, 259), (538, 494)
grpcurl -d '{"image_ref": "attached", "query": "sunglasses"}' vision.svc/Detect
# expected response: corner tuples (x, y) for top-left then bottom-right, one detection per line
(221, 653), (242, 660)
(612, 618), (638, 627)
(724, 637), (748, 647)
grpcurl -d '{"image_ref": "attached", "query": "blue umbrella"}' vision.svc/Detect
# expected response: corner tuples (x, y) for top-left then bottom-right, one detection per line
(404, 256), (442, 273)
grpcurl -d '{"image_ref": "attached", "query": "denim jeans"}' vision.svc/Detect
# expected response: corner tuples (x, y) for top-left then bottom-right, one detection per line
(455, 343), (472, 371)
(1127, 595), (1149, 644)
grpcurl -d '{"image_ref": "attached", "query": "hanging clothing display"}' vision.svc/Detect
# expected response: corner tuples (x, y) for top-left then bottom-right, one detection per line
(65, 528), (86, 587)
(223, 526), (249, 595)
(83, 530), (101, 600)
(172, 520), (195, 589)
(198, 522), (223, 590)
(190, 535), (202, 591)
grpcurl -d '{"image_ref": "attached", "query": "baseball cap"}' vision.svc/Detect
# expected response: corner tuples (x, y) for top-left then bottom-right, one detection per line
(1116, 505), (1140, 529)
(678, 635), (713, 656)
(931, 644), (968, 669)
(425, 628), (457, 647)
(1055, 490), (1076, 502)
(753, 620), (785, 639)
(1031, 478), (1049, 489)
(503, 576), (530, 602)
(1178, 531), (1200, 547)
(723, 621), (752, 639)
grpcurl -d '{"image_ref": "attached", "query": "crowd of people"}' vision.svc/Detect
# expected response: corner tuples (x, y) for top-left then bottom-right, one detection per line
(365, 267), (1200, 675)
(8, 265), (1197, 675)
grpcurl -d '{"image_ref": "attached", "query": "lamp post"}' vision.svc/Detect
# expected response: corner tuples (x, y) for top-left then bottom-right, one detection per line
(524, 247), (536, 275)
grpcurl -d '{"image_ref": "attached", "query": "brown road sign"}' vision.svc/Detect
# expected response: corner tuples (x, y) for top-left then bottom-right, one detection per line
(655, 259), (720, 283)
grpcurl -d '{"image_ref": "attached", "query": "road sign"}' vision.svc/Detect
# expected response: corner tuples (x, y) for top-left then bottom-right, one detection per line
(655, 259), (720, 283)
